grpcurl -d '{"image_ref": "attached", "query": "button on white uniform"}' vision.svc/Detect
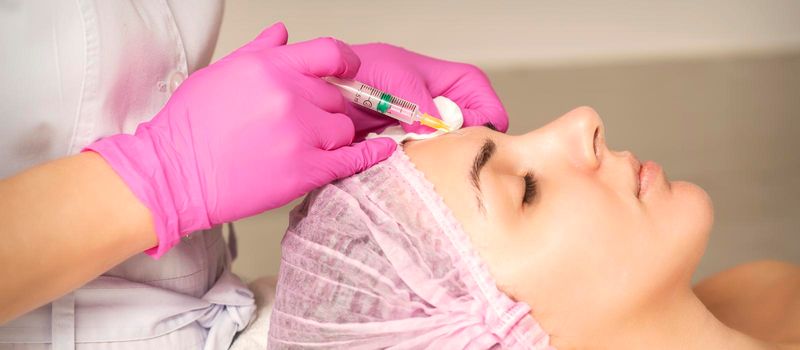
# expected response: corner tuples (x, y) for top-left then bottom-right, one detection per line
(168, 71), (186, 93)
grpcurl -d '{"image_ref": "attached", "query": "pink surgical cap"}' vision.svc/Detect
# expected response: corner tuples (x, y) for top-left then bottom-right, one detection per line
(269, 149), (553, 349)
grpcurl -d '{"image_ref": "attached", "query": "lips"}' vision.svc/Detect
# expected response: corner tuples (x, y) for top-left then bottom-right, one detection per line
(638, 160), (662, 197)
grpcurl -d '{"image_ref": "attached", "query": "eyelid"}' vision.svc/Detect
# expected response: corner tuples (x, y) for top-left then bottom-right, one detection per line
(522, 172), (537, 205)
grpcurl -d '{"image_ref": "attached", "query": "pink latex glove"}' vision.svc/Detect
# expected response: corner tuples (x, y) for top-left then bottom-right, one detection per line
(345, 43), (509, 139)
(85, 23), (396, 257)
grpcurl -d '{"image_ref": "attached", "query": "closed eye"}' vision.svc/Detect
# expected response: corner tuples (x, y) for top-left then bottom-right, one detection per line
(523, 172), (537, 205)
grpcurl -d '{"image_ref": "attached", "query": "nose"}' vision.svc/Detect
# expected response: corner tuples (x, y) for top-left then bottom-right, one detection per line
(542, 106), (605, 169)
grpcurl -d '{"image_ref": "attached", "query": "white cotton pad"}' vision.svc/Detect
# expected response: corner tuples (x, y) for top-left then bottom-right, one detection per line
(365, 96), (463, 143)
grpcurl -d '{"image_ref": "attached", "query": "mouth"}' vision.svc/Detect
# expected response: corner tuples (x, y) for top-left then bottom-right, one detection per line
(637, 160), (662, 198)
(634, 160), (642, 197)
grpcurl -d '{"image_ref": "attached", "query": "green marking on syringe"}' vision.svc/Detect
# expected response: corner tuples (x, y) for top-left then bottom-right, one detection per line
(377, 93), (392, 113)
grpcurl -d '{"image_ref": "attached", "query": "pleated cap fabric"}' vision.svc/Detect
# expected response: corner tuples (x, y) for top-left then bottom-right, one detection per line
(269, 148), (553, 349)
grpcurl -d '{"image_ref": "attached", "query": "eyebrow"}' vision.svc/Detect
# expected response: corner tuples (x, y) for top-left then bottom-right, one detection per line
(469, 138), (496, 214)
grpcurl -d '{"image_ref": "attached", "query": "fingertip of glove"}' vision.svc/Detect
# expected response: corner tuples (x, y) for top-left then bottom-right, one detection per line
(333, 39), (360, 79)
(333, 137), (396, 178)
(369, 137), (398, 159)
(462, 108), (509, 133)
(258, 22), (288, 42)
(357, 137), (396, 168)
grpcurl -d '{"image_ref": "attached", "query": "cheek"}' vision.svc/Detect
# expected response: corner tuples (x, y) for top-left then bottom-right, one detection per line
(489, 184), (646, 300)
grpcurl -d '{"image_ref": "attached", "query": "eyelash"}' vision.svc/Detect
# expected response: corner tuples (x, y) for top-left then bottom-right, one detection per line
(522, 172), (537, 205)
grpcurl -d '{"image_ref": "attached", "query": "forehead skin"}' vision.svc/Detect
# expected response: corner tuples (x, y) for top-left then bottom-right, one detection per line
(404, 127), (496, 199)
(403, 127), (516, 228)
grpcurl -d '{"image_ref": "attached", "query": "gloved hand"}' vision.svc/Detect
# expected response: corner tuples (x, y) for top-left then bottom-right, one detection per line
(85, 22), (396, 257)
(345, 43), (509, 139)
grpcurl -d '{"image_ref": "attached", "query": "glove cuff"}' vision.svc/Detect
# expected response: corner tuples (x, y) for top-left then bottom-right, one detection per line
(83, 125), (211, 258)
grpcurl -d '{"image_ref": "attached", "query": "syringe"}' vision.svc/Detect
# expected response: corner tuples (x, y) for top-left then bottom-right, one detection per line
(324, 77), (451, 132)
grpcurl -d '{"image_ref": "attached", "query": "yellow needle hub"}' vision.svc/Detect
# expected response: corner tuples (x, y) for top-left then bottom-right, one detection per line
(419, 113), (451, 132)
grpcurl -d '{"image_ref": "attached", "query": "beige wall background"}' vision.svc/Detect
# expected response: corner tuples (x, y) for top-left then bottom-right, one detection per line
(214, 1), (800, 283)
(213, 0), (800, 67)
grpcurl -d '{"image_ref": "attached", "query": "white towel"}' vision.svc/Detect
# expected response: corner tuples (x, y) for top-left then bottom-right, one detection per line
(229, 276), (277, 350)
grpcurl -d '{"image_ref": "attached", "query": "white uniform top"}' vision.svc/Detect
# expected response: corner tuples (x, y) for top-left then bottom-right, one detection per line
(0, 1), (255, 349)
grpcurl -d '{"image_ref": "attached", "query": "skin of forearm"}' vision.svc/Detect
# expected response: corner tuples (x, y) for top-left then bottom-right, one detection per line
(0, 152), (157, 323)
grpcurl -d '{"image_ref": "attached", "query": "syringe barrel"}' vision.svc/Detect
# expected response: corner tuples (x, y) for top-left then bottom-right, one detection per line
(324, 77), (419, 124)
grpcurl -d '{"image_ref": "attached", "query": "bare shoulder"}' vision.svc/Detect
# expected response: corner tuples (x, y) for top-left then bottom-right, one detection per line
(694, 260), (800, 343)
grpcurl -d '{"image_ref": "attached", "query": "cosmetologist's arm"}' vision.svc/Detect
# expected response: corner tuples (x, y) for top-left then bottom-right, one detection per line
(0, 152), (156, 324)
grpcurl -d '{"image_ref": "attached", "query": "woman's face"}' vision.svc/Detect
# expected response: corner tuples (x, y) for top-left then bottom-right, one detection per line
(404, 107), (713, 342)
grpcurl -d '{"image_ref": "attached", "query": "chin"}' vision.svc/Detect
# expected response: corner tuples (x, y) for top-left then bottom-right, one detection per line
(669, 181), (714, 270)
(673, 180), (714, 229)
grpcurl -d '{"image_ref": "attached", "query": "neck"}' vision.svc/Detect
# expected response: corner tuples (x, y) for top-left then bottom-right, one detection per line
(567, 290), (777, 350)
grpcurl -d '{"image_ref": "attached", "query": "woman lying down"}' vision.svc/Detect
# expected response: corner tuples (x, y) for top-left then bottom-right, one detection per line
(267, 107), (800, 349)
